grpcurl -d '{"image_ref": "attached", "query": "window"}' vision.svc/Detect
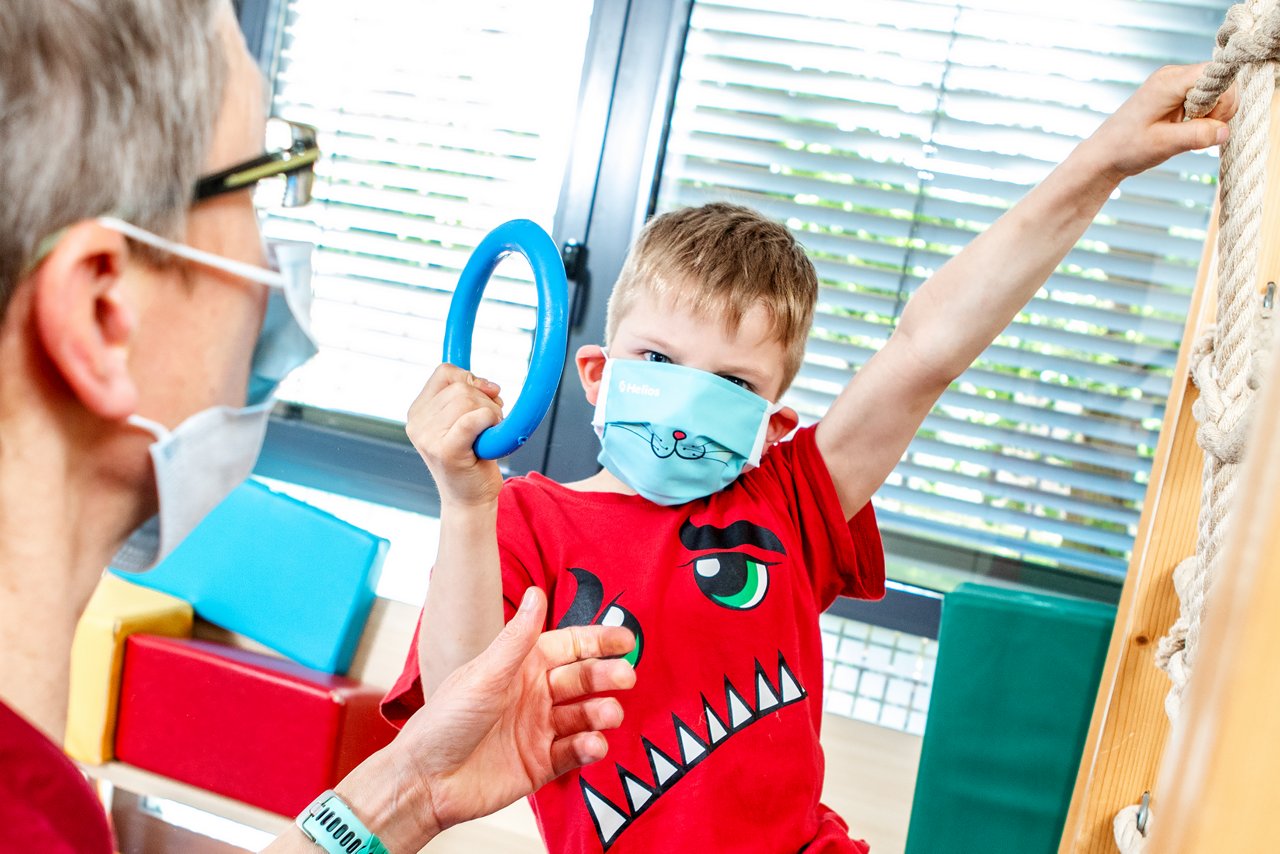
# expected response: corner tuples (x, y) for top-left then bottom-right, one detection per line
(243, 0), (1229, 607)
(245, 0), (609, 601)
(654, 0), (1228, 582)
(262, 0), (595, 423)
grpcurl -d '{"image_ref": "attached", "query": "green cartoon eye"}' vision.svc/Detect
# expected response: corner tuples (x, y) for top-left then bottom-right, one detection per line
(693, 553), (769, 610)
(600, 603), (644, 667)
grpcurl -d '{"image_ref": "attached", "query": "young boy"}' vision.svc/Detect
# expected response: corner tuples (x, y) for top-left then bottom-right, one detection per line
(382, 64), (1234, 853)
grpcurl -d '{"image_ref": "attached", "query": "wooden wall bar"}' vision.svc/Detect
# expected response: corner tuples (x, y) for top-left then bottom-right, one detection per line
(1145, 83), (1280, 854)
(1061, 84), (1280, 854)
(1057, 218), (1217, 854)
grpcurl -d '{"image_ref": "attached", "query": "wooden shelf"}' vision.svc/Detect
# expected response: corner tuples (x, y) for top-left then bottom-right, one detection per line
(83, 761), (291, 836)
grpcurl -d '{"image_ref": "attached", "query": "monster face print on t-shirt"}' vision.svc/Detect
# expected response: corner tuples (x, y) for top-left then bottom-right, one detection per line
(555, 517), (810, 850)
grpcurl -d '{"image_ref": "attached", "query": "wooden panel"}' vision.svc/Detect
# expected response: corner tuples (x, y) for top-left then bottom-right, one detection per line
(1057, 209), (1219, 852)
(415, 800), (542, 854)
(110, 788), (252, 854)
(1149, 347), (1280, 849)
(1146, 82), (1280, 854)
(1150, 322), (1280, 849)
(345, 596), (419, 689)
(89, 761), (290, 836)
(1063, 82), (1280, 854)
(822, 715), (921, 854)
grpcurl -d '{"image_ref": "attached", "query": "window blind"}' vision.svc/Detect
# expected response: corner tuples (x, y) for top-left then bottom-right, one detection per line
(656, 0), (1229, 579)
(262, 0), (594, 423)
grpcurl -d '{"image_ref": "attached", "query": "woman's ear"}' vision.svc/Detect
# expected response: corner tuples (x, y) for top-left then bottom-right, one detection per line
(31, 221), (139, 420)
(765, 405), (800, 445)
(576, 344), (607, 406)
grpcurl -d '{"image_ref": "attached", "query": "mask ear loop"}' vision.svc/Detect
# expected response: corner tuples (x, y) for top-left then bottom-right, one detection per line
(125, 413), (170, 443)
(591, 355), (616, 435)
(98, 217), (286, 289)
(100, 218), (318, 406)
(746, 400), (786, 467)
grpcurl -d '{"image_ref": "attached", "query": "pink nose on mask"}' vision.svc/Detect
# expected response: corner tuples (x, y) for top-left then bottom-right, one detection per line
(673, 430), (687, 440)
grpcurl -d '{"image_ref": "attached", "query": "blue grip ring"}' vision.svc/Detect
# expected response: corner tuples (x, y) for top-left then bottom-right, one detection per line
(443, 220), (569, 460)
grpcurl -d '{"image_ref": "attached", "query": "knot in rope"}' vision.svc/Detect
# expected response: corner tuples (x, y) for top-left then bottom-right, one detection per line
(1155, 555), (1197, 719)
(1184, 1), (1280, 118)
(1188, 328), (1255, 464)
(1114, 804), (1151, 854)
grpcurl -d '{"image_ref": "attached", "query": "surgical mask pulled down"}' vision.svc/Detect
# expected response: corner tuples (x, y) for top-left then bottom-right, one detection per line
(100, 217), (318, 573)
(592, 356), (781, 506)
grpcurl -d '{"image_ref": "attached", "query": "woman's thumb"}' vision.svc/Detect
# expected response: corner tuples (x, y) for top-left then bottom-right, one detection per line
(476, 587), (546, 680)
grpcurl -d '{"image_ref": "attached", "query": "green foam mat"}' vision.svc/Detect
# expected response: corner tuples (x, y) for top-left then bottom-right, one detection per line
(904, 583), (1115, 854)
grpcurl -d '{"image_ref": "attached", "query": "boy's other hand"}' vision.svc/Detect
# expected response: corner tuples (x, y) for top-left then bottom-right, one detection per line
(407, 362), (505, 508)
(1083, 62), (1238, 183)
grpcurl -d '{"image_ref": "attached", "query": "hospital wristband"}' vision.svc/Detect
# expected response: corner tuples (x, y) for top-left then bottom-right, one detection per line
(295, 789), (391, 854)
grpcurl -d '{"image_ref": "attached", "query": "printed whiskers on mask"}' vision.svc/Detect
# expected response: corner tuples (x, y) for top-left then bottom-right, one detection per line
(592, 359), (777, 505)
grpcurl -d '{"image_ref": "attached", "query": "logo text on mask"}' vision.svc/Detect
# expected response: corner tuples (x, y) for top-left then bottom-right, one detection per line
(619, 380), (662, 397)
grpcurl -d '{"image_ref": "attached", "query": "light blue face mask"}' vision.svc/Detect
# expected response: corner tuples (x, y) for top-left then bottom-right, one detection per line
(592, 357), (780, 505)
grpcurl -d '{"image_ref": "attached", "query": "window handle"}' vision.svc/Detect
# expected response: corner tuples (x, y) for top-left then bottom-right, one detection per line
(561, 239), (587, 281)
(562, 240), (590, 329)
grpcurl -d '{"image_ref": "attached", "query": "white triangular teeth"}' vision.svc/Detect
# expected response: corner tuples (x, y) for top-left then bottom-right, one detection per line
(643, 737), (683, 786)
(673, 714), (709, 764)
(581, 653), (807, 849)
(778, 655), (805, 703)
(755, 660), (781, 713)
(580, 778), (629, 846)
(617, 765), (657, 813)
(724, 678), (754, 729)
(702, 695), (730, 744)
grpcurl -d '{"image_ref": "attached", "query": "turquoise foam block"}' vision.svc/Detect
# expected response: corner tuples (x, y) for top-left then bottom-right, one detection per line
(112, 480), (387, 675)
(904, 583), (1115, 854)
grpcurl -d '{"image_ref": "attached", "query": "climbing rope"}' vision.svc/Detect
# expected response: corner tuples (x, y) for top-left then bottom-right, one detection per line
(1114, 804), (1151, 854)
(1115, 2), (1280, 851)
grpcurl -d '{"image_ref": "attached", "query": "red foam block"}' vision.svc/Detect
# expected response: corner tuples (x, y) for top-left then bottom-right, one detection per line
(116, 634), (396, 816)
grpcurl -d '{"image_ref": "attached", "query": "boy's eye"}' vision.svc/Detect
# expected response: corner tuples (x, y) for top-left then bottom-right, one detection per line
(644, 351), (671, 364)
(721, 375), (752, 391)
(691, 552), (770, 610)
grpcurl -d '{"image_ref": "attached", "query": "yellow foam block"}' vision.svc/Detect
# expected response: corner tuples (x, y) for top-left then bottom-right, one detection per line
(65, 573), (192, 764)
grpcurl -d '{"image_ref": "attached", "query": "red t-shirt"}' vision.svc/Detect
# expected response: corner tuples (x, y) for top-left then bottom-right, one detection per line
(0, 700), (114, 852)
(384, 425), (884, 853)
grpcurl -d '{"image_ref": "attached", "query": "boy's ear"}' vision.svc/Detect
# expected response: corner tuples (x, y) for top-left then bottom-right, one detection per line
(576, 344), (607, 406)
(765, 405), (799, 446)
(31, 221), (139, 420)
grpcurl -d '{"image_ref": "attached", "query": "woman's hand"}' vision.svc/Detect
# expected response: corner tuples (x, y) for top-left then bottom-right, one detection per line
(389, 587), (636, 843)
(269, 588), (635, 853)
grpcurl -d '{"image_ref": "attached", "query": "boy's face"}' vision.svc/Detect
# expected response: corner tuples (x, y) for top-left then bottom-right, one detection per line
(586, 288), (791, 401)
(576, 287), (800, 447)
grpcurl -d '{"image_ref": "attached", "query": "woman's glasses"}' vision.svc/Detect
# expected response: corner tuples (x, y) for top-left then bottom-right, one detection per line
(193, 117), (319, 208)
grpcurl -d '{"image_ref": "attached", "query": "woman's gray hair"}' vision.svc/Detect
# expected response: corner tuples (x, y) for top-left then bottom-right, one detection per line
(0, 0), (228, 313)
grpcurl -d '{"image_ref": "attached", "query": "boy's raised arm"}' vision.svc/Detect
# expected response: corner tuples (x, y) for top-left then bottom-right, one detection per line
(815, 63), (1237, 519)
(406, 363), (510, 702)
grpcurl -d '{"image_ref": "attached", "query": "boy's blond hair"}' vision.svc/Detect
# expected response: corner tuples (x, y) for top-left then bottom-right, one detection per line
(605, 203), (817, 391)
